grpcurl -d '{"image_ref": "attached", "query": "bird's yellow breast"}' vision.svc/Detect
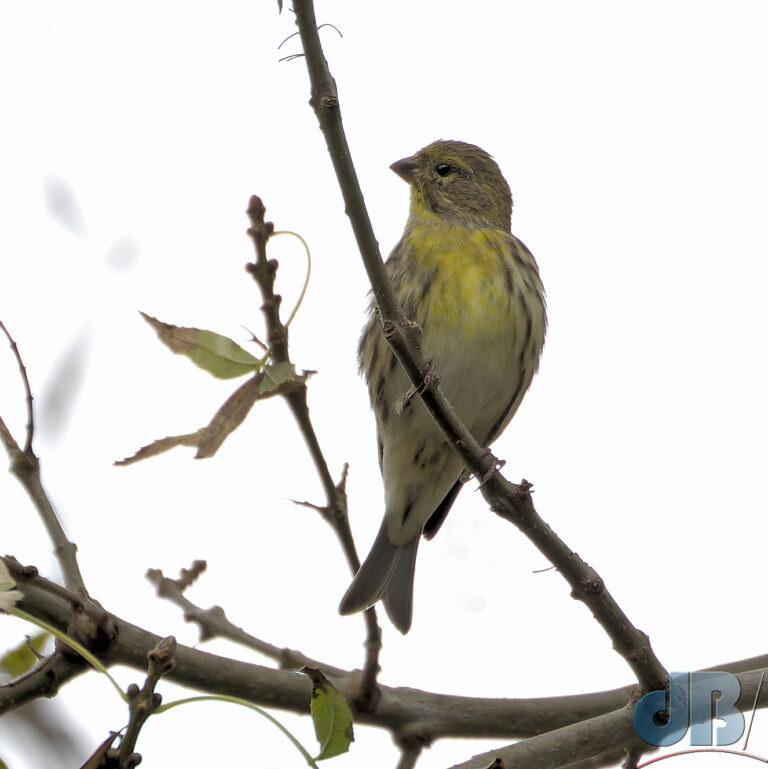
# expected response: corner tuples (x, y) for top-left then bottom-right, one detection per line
(400, 225), (516, 337)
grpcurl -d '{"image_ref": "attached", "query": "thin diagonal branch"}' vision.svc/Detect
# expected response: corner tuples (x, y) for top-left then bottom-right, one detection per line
(0, 320), (34, 453)
(291, 0), (666, 694)
(5, 446), (86, 594)
(245, 196), (382, 704)
(118, 636), (177, 768)
(146, 563), (348, 676)
(0, 323), (86, 594)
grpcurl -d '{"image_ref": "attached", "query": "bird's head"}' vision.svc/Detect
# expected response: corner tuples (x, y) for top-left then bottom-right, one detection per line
(391, 140), (512, 231)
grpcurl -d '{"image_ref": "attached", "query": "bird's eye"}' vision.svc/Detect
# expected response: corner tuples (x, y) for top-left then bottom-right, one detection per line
(435, 163), (452, 177)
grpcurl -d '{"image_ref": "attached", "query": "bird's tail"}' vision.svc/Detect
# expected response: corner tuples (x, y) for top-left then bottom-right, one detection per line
(338, 521), (419, 634)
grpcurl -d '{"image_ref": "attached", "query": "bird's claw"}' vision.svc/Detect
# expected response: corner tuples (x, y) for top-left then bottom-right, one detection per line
(476, 451), (505, 487)
(403, 359), (439, 405)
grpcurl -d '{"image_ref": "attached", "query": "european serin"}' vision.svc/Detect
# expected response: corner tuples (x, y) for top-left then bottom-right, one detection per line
(339, 140), (546, 633)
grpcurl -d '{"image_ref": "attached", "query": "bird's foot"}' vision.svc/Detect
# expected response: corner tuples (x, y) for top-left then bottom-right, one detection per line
(477, 450), (505, 487)
(401, 358), (439, 410)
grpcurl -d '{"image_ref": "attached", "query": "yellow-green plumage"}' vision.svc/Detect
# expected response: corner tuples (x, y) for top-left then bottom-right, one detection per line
(339, 140), (546, 633)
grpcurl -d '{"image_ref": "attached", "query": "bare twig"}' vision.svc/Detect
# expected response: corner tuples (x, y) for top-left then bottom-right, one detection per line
(0, 324), (86, 594)
(0, 431), (86, 593)
(0, 320), (34, 453)
(291, 0), (666, 694)
(244, 195), (382, 704)
(146, 564), (348, 675)
(118, 636), (177, 768)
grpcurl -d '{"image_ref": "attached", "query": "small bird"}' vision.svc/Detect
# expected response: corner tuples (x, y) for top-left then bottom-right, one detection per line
(339, 140), (546, 633)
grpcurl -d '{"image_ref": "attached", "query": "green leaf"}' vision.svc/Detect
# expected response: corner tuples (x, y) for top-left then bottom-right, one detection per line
(140, 312), (262, 379)
(1, 632), (49, 677)
(302, 668), (354, 760)
(258, 361), (299, 394)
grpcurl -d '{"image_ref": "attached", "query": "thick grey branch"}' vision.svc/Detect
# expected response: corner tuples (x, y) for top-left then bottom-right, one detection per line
(446, 706), (640, 769)
(5, 557), (767, 749)
(449, 667), (768, 769)
(0, 557), (648, 737)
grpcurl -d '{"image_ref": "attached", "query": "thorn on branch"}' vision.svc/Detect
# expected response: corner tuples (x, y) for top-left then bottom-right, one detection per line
(241, 325), (269, 352)
(25, 634), (45, 661)
(291, 498), (330, 517)
(337, 462), (349, 493)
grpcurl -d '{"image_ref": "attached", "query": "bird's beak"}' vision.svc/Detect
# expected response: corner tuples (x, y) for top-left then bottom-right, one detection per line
(390, 156), (418, 185)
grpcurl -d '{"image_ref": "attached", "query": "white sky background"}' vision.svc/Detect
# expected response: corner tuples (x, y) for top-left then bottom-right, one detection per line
(1, 1), (768, 767)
